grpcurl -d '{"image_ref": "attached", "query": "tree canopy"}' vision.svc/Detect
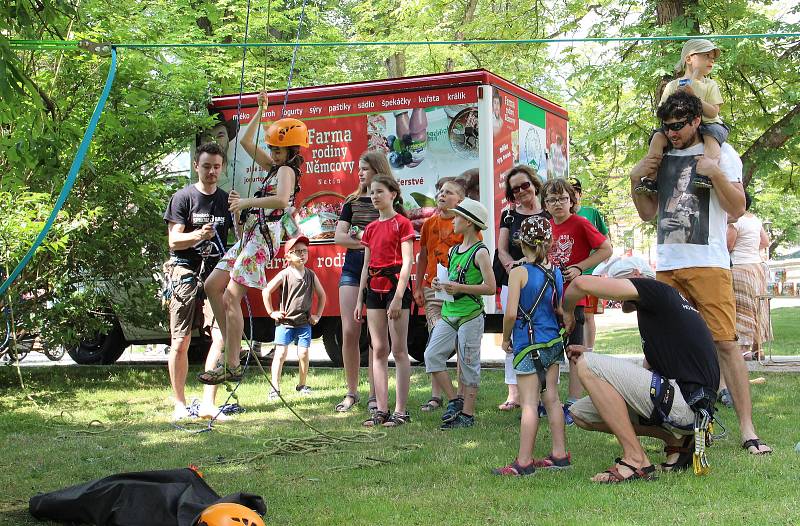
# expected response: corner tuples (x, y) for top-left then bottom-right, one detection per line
(1, 0), (798, 346)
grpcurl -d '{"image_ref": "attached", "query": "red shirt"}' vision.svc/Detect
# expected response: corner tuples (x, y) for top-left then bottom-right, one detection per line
(361, 213), (416, 292)
(548, 214), (607, 306)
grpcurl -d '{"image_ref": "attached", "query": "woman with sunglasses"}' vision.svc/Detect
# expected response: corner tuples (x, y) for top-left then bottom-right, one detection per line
(496, 165), (547, 411)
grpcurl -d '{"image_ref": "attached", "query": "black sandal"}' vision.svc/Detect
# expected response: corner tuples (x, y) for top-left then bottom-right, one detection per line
(335, 392), (360, 413)
(661, 435), (694, 472)
(420, 396), (443, 412)
(742, 438), (772, 455)
(362, 410), (390, 427)
(383, 411), (411, 428)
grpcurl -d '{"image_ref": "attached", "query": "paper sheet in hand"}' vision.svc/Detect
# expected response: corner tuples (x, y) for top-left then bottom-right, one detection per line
(435, 263), (454, 301)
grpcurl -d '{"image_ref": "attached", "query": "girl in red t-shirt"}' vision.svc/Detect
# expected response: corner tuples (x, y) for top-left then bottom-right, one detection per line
(355, 174), (415, 428)
(542, 178), (612, 415)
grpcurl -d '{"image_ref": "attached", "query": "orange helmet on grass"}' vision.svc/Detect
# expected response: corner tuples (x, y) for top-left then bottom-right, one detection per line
(265, 118), (309, 148)
(196, 502), (266, 526)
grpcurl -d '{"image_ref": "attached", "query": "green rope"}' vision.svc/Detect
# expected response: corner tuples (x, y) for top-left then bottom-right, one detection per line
(9, 32), (800, 51)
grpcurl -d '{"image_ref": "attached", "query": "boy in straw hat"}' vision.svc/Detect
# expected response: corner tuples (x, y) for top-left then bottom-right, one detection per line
(636, 38), (729, 195)
(424, 198), (496, 429)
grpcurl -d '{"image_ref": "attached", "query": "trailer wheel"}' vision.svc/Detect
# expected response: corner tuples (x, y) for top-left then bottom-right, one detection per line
(407, 315), (429, 363)
(322, 318), (369, 367)
(68, 319), (127, 365)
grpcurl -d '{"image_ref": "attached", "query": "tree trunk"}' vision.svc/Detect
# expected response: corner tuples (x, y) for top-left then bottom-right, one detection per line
(740, 103), (800, 188)
(385, 52), (406, 78)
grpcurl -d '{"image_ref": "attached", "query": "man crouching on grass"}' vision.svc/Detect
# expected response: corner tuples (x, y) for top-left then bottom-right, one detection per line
(562, 256), (721, 483)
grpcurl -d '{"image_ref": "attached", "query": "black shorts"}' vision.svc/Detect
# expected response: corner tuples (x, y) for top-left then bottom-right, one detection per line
(568, 305), (585, 346)
(365, 286), (413, 310)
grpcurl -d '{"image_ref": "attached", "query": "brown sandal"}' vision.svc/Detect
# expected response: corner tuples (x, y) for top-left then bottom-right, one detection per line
(597, 458), (657, 483)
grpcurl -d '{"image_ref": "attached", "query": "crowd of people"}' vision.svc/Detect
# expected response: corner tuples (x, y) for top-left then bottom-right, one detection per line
(161, 39), (773, 481)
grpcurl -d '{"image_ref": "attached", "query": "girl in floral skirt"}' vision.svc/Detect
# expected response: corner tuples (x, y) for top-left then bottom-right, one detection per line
(200, 91), (307, 384)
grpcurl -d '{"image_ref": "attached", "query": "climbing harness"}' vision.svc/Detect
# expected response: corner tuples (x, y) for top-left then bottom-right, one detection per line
(512, 264), (565, 393)
(447, 241), (488, 307)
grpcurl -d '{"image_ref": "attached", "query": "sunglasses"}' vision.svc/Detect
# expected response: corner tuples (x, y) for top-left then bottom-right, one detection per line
(511, 181), (533, 194)
(662, 119), (690, 132)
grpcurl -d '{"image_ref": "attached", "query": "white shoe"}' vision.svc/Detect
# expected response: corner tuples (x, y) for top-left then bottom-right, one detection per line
(172, 404), (192, 421)
(198, 403), (231, 421)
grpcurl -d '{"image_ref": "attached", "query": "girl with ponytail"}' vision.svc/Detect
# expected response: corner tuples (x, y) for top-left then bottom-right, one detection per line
(355, 173), (415, 427)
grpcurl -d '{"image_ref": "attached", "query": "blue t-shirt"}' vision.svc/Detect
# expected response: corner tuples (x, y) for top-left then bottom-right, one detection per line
(512, 264), (564, 352)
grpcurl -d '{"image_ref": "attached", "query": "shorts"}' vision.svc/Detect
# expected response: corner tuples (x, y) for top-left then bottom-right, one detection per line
(424, 313), (484, 387)
(568, 306), (585, 346)
(514, 339), (565, 375)
(365, 286), (412, 310)
(698, 122), (729, 146)
(656, 267), (736, 341)
(568, 353), (695, 438)
(339, 271), (361, 287)
(339, 250), (364, 286)
(584, 294), (604, 315)
(274, 324), (312, 348)
(168, 264), (215, 338)
(422, 286), (444, 331)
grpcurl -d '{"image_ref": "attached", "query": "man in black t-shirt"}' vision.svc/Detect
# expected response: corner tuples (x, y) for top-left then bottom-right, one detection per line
(561, 256), (720, 483)
(163, 142), (233, 421)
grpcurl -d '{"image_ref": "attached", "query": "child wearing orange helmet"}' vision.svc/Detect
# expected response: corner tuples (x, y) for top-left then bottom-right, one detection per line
(200, 91), (308, 385)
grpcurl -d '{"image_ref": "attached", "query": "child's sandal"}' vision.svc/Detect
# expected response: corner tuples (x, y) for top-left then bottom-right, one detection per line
(366, 396), (378, 415)
(362, 410), (390, 427)
(382, 411), (411, 427)
(335, 392), (360, 412)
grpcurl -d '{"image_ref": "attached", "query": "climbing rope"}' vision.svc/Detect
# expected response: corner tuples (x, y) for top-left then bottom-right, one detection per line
(0, 48), (118, 298)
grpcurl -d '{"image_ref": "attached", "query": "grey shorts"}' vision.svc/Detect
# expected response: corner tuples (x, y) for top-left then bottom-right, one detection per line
(424, 313), (484, 387)
(699, 122), (729, 146)
(568, 353), (695, 438)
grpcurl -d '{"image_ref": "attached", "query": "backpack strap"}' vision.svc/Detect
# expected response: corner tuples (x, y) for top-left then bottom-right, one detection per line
(450, 242), (487, 306)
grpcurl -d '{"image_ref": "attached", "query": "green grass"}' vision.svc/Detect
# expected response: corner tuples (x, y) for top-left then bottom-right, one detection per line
(1, 363), (799, 526)
(596, 306), (800, 355)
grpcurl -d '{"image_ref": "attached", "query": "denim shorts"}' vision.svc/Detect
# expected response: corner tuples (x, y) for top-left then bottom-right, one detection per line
(339, 271), (361, 287)
(514, 339), (565, 375)
(275, 324), (312, 348)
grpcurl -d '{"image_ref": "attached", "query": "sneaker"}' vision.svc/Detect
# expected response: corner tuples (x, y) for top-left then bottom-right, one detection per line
(563, 403), (574, 426)
(634, 177), (658, 195)
(441, 397), (464, 423)
(172, 404), (192, 422)
(719, 388), (734, 408)
(492, 459), (536, 476)
(295, 385), (313, 395)
(692, 175), (713, 189)
(538, 402), (547, 418)
(268, 389), (280, 401)
(440, 413), (475, 430)
(533, 452), (572, 470)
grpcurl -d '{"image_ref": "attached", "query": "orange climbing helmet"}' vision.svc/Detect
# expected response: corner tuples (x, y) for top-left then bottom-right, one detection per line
(265, 117), (309, 148)
(196, 502), (266, 526)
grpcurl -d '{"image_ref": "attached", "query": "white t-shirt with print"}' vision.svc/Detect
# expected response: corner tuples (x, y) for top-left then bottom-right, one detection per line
(656, 142), (742, 271)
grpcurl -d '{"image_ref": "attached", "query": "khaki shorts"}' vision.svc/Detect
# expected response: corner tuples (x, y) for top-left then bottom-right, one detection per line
(168, 265), (217, 338)
(569, 353), (695, 438)
(422, 286), (443, 332)
(656, 267), (736, 342)
(424, 314), (483, 387)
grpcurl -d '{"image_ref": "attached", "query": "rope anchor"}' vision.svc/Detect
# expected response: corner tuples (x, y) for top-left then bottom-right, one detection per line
(78, 40), (113, 56)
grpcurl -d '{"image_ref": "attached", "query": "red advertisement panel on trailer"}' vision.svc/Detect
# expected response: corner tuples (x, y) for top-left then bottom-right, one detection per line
(207, 70), (568, 317)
